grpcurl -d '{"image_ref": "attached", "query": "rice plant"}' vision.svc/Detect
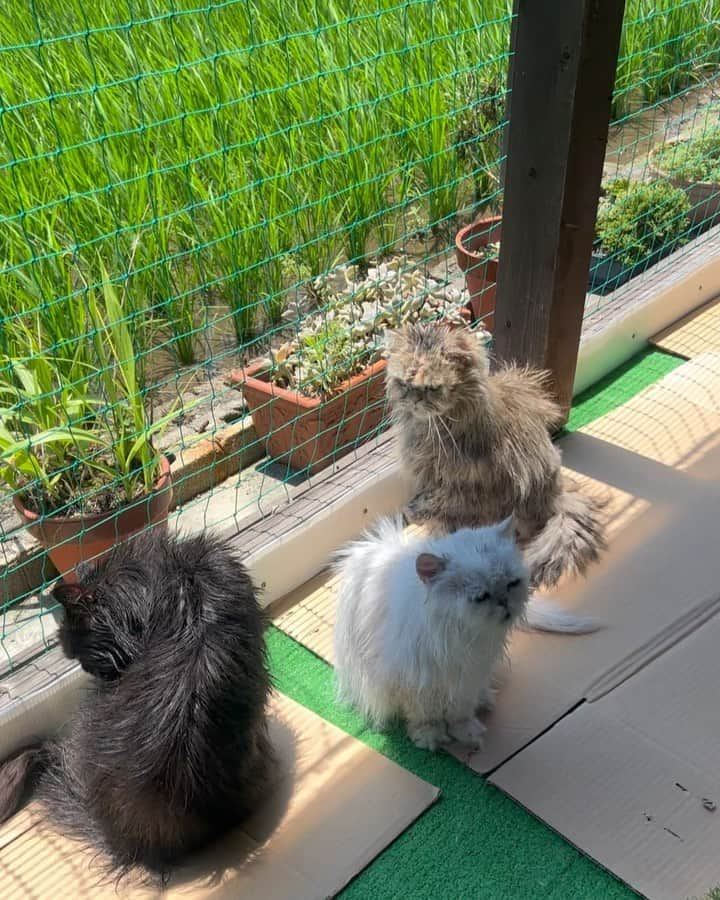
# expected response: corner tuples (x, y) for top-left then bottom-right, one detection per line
(0, 0), (717, 392)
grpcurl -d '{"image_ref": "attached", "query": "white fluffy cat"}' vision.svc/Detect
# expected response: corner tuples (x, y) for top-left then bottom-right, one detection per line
(333, 515), (529, 751)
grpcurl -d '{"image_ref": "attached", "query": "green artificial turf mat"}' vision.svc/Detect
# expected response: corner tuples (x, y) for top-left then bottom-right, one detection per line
(565, 347), (684, 432)
(268, 626), (633, 900)
(268, 347), (685, 899)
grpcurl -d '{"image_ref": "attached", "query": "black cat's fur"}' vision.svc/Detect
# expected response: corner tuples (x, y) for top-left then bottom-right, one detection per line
(0, 530), (274, 879)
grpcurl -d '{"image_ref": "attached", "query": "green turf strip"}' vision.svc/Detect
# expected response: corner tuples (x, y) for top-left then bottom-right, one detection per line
(269, 348), (685, 900)
(566, 347), (683, 433)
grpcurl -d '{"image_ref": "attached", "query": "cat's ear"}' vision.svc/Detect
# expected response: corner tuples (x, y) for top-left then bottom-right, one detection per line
(495, 515), (517, 540)
(415, 553), (447, 584)
(442, 332), (477, 366)
(53, 582), (93, 611)
(383, 326), (407, 354)
(381, 329), (397, 357)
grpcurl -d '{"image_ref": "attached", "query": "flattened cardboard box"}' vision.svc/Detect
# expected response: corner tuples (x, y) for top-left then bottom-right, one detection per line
(276, 352), (720, 898)
(491, 614), (720, 900)
(277, 408), (720, 771)
(0, 692), (439, 899)
(484, 353), (720, 900)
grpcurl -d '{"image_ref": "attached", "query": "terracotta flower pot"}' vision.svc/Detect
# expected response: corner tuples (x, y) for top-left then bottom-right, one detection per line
(233, 359), (388, 475)
(455, 216), (502, 331)
(13, 456), (173, 583)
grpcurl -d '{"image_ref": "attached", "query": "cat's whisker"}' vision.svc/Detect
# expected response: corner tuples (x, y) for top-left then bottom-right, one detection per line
(426, 417), (442, 461)
(432, 418), (448, 460)
(425, 418), (434, 452)
(437, 415), (460, 458)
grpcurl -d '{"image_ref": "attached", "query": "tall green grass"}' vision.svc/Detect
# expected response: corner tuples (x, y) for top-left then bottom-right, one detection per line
(0, 0), (718, 371)
(0, 0), (512, 365)
(616, 1), (719, 114)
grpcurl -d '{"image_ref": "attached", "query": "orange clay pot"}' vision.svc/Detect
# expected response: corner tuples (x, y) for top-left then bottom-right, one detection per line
(13, 455), (173, 583)
(455, 215), (502, 331)
(233, 359), (388, 475)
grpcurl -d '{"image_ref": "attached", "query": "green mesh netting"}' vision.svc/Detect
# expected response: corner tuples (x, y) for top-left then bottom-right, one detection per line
(588, 1), (720, 304)
(0, 0), (718, 667)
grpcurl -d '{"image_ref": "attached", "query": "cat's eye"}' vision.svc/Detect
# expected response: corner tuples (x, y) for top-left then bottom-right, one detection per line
(507, 579), (521, 590)
(473, 591), (491, 604)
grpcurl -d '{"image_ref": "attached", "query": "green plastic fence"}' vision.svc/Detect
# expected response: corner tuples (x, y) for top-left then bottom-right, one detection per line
(0, 0), (719, 669)
(588, 1), (720, 305)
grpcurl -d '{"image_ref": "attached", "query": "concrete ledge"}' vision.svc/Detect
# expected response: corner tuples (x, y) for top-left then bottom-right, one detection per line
(171, 419), (264, 506)
(576, 224), (720, 394)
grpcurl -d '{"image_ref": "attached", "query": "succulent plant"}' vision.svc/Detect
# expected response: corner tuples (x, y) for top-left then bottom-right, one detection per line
(266, 257), (483, 398)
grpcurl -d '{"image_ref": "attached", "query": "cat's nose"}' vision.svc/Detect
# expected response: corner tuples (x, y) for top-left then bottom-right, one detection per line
(496, 595), (514, 621)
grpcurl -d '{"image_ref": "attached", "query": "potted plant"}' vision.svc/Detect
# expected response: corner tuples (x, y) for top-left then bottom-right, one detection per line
(0, 281), (177, 582)
(650, 128), (720, 228)
(232, 262), (473, 474)
(455, 216), (501, 329)
(589, 178), (692, 295)
(238, 320), (387, 475)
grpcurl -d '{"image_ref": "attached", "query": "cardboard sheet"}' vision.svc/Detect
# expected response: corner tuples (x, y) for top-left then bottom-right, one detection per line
(0, 692), (439, 899)
(491, 615), (720, 900)
(650, 295), (720, 358)
(275, 355), (720, 773)
(272, 352), (720, 898)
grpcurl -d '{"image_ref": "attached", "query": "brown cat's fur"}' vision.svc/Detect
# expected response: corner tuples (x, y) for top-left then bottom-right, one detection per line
(386, 323), (606, 589)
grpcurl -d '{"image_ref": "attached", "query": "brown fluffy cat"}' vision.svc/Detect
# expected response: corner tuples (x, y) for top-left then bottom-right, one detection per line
(385, 323), (606, 594)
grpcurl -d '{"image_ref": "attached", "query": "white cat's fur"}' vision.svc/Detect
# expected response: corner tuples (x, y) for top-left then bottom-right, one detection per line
(333, 515), (529, 751)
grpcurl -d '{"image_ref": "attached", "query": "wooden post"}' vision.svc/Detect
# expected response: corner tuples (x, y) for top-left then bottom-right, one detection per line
(494, 0), (626, 420)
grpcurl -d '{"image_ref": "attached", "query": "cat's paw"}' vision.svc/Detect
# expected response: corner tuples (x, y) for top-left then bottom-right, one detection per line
(447, 717), (486, 750)
(476, 686), (497, 712)
(407, 721), (450, 752)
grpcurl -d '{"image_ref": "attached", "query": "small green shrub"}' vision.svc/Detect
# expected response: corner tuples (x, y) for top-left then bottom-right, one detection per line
(653, 128), (720, 184)
(595, 179), (692, 267)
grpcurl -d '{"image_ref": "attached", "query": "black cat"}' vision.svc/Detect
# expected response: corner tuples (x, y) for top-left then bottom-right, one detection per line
(0, 530), (274, 879)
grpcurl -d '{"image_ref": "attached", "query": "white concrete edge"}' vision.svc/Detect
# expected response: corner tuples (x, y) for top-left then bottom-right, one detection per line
(0, 666), (91, 760)
(573, 249), (720, 395)
(242, 461), (412, 608)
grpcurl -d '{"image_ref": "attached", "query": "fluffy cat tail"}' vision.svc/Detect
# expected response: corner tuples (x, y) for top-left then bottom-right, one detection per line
(522, 596), (602, 634)
(0, 745), (48, 823)
(524, 482), (607, 590)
